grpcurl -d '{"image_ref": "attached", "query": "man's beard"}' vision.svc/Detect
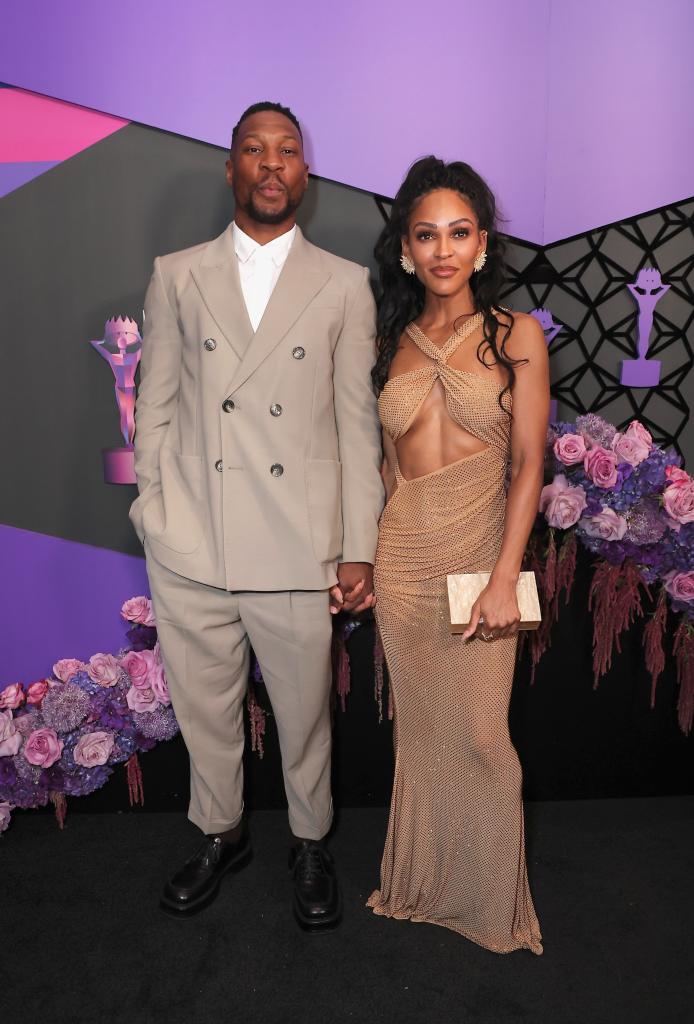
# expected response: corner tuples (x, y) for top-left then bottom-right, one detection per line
(240, 189), (302, 225)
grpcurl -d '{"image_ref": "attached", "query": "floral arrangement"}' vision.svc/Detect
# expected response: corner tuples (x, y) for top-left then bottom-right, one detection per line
(0, 597), (178, 834)
(526, 413), (694, 734)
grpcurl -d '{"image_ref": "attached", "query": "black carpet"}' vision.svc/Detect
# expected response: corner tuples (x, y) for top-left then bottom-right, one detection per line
(3, 798), (692, 1024)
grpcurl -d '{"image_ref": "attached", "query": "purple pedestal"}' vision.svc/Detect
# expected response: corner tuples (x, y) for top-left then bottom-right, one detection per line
(621, 359), (662, 388)
(102, 445), (136, 484)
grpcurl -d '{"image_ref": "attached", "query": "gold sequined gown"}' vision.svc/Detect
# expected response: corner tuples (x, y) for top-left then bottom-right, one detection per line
(367, 316), (542, 955)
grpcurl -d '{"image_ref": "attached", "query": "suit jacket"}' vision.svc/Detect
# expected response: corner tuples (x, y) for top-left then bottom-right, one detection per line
(130, 224), (384, 590)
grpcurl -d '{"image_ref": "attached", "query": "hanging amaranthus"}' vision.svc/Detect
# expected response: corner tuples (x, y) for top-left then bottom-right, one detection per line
(588, 560), (648, 686)
(643, 589), (668, 708)
(673, 619), (694, 736)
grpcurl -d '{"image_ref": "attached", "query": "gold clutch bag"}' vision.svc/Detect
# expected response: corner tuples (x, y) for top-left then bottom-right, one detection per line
(446, 571), (541, 633)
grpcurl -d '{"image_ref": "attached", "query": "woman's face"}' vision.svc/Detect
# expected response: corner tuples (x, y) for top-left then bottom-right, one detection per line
(403, 188), (487, 297)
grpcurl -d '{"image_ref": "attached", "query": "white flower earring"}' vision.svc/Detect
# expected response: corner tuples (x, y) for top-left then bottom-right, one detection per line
(473, 251), (487, 273)
(400, 252), (415, 275)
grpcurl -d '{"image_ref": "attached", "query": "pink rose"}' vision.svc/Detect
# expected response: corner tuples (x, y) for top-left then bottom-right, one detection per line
(87, 653), (121, 688)
(664, 571), (694, 603)
(0, 709), (22, 757)
(583, 446), (619, 489)
(611, 431), (650, 467)
(553, 433), (587, 466)
(581, 507), (628, 541)
(120, 649), (156, 690)
(0, 684), (25, 710)
(663, 481), (694, 530)
(664, 466), (691, 489)
(23, 728), (64, 768)
(150, 663), (171, 706)
(539, 474), (587, 529)
(73, 730), (115, 767)
(52, 658), (84, 682)
(126, 686), (158, 713)
(121, 596), (156, 627)
(26, 680), (50, 705)
(625, 420), (653, 451)
(0, 802), (11, 833)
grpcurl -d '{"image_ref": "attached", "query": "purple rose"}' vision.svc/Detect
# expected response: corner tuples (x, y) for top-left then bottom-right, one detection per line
(539, 474), (587, 528)
(0, 709), (22, 757)
(73, 731), (115, 767)
(664, 571), (694, 603)
(583, 446), (619, 489)
(554, 433), (587, 466)
(581, 507), (628, 541)
(23, 728), (64, 768)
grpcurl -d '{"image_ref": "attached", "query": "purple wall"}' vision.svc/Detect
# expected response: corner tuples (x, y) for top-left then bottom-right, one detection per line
(2, 1), (692, 243)
(0, 0), (549, 241)
(545, 0), (694, 241)
(1, 527), (149, 684)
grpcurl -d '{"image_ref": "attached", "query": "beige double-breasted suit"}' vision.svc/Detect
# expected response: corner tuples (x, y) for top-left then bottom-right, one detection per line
(131, 223), (383, 838)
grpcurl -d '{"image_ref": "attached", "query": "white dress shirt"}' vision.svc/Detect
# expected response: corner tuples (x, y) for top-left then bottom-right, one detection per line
(232, 222), (297, 332)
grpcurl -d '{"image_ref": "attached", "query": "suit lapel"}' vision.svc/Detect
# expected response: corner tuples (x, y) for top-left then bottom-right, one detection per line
(190, 225), (254, 361)
(227, 227), (331, 394)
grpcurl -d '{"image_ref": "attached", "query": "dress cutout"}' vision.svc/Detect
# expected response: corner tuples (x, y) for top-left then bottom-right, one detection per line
(367, 314), (543, 955)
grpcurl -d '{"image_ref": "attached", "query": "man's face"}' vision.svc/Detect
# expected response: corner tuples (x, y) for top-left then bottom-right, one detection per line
(226, 111), (309, 225)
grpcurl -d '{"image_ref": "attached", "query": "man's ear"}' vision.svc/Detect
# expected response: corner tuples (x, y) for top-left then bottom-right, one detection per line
(225, 158), (234, 188)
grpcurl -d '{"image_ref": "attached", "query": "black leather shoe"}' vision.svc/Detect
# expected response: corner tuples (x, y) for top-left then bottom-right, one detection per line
(160, 825), (251, 917)
(289, 839), (342, 930)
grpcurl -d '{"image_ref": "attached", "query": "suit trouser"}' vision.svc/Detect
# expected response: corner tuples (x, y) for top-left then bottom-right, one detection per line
(145, 545), (334, 839)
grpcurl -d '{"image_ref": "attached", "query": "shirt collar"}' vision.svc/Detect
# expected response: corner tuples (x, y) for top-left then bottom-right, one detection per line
(232, 222), (296, 267)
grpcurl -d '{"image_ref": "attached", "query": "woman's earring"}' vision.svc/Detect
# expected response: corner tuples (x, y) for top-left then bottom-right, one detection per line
(400, 253), (416, 275)
(473, 251), (487, 273)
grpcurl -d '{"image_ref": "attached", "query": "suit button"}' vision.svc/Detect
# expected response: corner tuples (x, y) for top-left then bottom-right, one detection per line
(215, 459), (223, 472)
(204, 338), (217, 351)
(270, 463), (284, 477)
(270, 403), (282, 417)
(222, 398), (235, 412)
(292, 346), (305, 359)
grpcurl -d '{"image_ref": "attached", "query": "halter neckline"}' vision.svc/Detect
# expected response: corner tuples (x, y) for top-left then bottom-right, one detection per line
(405, 312), (484, 363)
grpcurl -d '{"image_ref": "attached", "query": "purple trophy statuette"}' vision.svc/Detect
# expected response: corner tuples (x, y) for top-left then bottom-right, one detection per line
(90, 316), (142, 484)
(530, 307), (561, 422)
(621, 267), (670, 388)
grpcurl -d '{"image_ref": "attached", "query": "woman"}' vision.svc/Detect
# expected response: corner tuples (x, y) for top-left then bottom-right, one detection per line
(367, 157), (548, 955)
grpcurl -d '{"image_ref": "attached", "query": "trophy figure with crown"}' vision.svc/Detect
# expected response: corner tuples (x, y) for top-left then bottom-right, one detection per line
(90, 316), (142, 484)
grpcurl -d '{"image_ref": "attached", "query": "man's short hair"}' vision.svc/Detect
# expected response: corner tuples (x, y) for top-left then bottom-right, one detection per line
(231, 102), (303, 151)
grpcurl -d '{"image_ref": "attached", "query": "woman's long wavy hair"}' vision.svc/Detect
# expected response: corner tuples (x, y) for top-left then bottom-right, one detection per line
(372, 156), (523, 408)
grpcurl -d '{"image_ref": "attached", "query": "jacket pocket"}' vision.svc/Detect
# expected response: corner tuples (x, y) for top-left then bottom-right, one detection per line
(306, 459), (343, 563)
(142, 447), (203, 554)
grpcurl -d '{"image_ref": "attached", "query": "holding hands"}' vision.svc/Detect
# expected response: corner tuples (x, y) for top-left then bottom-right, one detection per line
(329, 562), (376, 615)
(461, 576), (521, 642)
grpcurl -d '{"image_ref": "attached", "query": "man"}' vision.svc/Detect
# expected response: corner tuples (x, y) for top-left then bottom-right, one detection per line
(130, 102), (384, 928)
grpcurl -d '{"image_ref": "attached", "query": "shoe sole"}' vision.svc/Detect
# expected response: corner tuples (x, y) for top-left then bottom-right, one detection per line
(292, 891), (343, 932)
(159, 844), (252, 918)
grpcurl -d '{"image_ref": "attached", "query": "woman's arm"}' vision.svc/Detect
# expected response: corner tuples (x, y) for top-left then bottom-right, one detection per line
(463, 314), (550, 640)
(381, 427), (399, 502)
